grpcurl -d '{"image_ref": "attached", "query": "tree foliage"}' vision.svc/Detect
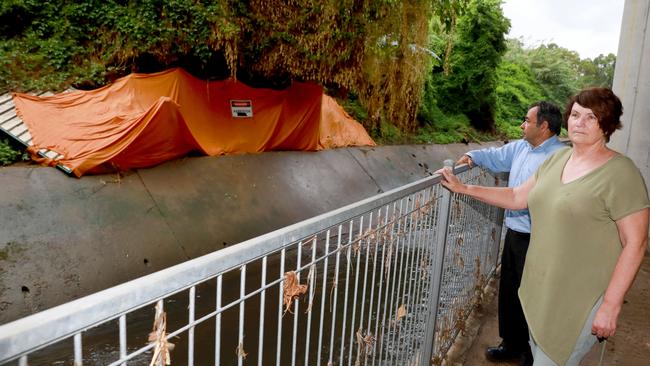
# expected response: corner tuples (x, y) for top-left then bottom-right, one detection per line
(580, 53), (616, 88)
(0, 0), (474, 133)
(493, 39), (617, 135)
(0, 1), (618, 144)
(425, 0), (510, 132)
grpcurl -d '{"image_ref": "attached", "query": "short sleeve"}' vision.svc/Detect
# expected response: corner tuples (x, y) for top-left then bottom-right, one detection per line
(605, 157), (650, 220)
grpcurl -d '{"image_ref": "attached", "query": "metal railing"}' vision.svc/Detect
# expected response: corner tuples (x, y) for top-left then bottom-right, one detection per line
(0, 164), (505, 366)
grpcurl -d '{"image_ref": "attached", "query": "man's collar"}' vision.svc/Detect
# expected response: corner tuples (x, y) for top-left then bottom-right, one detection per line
(528, 135), (559, 150)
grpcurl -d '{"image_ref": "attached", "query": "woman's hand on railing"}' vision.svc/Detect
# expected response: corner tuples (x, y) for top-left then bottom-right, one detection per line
(440, 167), (466, 194)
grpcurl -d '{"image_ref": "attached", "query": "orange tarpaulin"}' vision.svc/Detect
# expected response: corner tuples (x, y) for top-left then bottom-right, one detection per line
(13, 68), (374, 177)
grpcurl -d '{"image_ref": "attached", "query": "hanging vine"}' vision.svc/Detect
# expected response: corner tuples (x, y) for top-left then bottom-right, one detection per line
(1, 0), (468, 132)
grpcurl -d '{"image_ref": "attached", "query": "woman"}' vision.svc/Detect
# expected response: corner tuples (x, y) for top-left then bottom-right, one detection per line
(440, 88), (649, 366)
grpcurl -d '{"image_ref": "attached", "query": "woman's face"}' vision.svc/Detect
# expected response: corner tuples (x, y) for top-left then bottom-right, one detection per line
(567, 102), (605, 145)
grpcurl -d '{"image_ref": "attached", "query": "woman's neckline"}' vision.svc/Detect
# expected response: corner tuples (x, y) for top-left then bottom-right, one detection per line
(560, 149), (620, 185)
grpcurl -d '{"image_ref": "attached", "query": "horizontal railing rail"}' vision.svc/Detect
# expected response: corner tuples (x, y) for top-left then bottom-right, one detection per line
(0, 164), (505, 366)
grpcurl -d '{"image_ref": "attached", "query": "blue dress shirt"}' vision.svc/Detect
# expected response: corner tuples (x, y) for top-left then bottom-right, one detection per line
(467, 136), (566, 233)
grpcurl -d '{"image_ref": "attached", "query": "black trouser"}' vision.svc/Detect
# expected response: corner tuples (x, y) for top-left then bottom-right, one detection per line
(498, 228), (531, 350)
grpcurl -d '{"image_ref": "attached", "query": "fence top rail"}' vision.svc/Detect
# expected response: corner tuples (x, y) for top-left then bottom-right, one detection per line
(0, 164), (470, 361)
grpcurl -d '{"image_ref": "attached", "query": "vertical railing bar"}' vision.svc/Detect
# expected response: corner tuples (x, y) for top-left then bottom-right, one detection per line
(73, 333), (82, 366)
(258, 256), (268, 366)
(391, 195), (411, 365)
(433, 185), (450, 360)
(304, 236), (317, 366)
(479, 171), (490, 279)
(215, 275), (223, 366)
(276, 248), (286, 366)
(238, 265), (246, 366)
(420, 186), (440, 357)
(412, 189), (435, 356)
(466, 186), (478, 319)
(188, 286), (196, 366)
(455, 194), (465, 331)
(423, 186), (440, 314)
(405, 191), (422, 360)
(357, 211), (374, 365)
(483, 171), (495, 277)
(378, 200), (399, 363)
(329, 225), (343, 365)
(18, 356), (27, 366)
(317, 230), (331, 366)
(119, 314), (127, 366)
(404, 190), (426, 358)
(387, 197), (408, 364)
(493, 173), (507, 274)
(398, 193), (418, 365)
(481, 172), (496, 279)
(412, 189), (432, 356)
(465, 175), (477, 328)
(409, 187), (435, 358)
(420, 169), (454, 366)
(363, 208), (382, 366)
(403, 191), (425, 359)
(370, 204), (390, 366)
(347, 215), (365, 366)
(445, 188), (459, 357)
(291, 242), (303, 366)
(339, 220), (354, 366)
(431, 186), (445, 358)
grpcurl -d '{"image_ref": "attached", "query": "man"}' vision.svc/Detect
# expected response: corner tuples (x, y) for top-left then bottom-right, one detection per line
(456, 101), (564, 366)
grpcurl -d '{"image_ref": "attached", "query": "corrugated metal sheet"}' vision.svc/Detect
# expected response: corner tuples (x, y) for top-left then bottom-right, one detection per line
(0, 92), (73, 174)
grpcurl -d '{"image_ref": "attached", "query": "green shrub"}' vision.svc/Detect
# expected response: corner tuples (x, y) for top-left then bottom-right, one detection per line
(371, 120), (410, 145)
(0, 139), (21, 166)
(339, 95), (368, 123)
(495, 118), (522, 140)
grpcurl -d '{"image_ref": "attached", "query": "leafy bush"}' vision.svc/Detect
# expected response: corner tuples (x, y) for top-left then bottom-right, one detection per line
(416, 100), (488, 144)
(0, 139), (21, 166)
(339, 95), (368, 124)
(495, 119), (523, 140)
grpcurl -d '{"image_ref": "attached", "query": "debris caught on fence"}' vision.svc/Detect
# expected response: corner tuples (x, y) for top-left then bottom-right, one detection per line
(395, 304), (407, 322)
(305, 264), (316, 313)
(283, 271), (308, 315)
(148, 302), (175, 366)
(355, 328), (375, 358)
(236, 342), (248, 359)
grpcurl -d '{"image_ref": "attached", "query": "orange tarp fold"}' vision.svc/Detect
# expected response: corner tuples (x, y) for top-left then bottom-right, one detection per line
(13, 68), (374, 177)
(318, 95), (376, 150)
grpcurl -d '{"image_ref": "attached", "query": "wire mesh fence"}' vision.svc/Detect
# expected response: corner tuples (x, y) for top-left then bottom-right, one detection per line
(0, 165), (505, 366)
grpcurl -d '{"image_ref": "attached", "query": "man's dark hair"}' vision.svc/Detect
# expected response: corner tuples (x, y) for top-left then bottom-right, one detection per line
(530, 101), (562, 135)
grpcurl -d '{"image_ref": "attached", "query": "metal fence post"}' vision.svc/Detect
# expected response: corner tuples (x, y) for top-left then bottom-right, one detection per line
(420, 164), (454, 366)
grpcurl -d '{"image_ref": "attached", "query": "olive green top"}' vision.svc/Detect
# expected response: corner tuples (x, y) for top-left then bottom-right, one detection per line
(520, 147), (649, 365)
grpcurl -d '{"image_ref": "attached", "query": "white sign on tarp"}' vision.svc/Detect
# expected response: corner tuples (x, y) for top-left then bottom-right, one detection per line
(230, 100), (253, 118)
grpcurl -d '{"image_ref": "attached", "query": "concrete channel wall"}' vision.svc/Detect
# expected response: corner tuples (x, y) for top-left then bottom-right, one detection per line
(0, 142), (501, 324)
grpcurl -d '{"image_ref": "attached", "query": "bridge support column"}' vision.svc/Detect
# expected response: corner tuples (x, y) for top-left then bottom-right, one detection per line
(611, 0), (650, 184)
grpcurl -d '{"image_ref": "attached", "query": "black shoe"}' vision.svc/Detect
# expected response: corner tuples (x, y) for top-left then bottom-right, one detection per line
(485, 342), (524, 362)
(518, 349), (533, 366)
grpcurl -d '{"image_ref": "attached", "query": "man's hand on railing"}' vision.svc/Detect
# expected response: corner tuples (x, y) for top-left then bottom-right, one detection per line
(456, 154), (474, 168)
